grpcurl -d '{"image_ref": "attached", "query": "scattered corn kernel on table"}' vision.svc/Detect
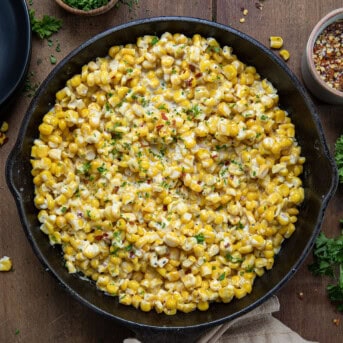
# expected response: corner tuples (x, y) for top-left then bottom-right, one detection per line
(1, 0), (342, 342)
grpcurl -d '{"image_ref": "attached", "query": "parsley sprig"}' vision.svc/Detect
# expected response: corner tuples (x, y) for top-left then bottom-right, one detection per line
(335, 134), (343, 183)
(308, 230), (343, 311)
(308, 137), (343, 312)
(29, 9), (62, 39)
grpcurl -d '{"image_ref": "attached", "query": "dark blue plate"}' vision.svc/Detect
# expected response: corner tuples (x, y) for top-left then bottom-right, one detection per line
(0, 0), (31, 111)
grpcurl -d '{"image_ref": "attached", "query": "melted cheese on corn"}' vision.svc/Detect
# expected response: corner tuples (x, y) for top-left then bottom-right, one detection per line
(31, 33), (305, 315)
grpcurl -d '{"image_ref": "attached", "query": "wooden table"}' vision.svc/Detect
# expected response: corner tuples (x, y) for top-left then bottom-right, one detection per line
(1, 1), (342, 342)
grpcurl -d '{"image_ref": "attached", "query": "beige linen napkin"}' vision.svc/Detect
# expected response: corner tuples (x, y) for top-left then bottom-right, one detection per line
(197, 296), (317, 343)
(124, 296), (317, 343)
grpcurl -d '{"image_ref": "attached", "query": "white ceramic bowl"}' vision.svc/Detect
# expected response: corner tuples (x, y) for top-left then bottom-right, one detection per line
(301, 8), (343, 105)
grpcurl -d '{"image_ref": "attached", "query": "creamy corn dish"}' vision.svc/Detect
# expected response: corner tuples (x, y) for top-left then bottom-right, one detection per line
(31, 33), (305, 315)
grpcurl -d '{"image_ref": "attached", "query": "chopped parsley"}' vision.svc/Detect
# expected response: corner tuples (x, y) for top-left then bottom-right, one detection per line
(309, 229), (343, 312)
(50, 55), (57, 65)
(225, 254), (244, 263)
(29, 9), (62, 39)
(63, 0), (110, 11)
(335, 134), (343, 183)
(97, 164), (107, 174)
(218, 272), (226, 281)
(194, 233), (205, 244)
(151, 36), (159, 45)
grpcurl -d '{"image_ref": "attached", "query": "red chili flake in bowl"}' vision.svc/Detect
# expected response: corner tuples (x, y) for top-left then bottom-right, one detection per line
(313, 20), (343, 92)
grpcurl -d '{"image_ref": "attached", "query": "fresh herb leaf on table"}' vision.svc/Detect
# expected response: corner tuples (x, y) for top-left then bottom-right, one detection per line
(29, 10), (62, 39)
(335, 134), (343, 184)
(309, 230), (343, 312)
(308, 134), (343, 312)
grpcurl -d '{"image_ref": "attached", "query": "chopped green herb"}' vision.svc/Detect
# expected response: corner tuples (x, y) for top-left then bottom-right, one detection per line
(236, 222), (244, 229)
(125, 244), (133, 251)
(151, 36), (159, 45)
(186, 104), (201, 118)
(23, 71), (39, 98)
(63, 0), (110, 11)
(50, 55), (57, 64)
(97, 164), (107, 174)
(194, 233), (205, 244)
(218, 272), (226, 281)
(225, 254), (244, 263)
(29, 9), (62, 39)
(335, 134), (343, 183)
(308, 228), (343, 312)
(61, 206), (67, 213)
(79, 162), (91, 175)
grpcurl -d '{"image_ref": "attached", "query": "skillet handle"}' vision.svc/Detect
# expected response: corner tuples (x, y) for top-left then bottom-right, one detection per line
(131, 326), (211, 343)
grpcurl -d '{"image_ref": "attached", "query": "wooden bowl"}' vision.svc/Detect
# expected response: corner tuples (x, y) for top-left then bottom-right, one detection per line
(55, 0), (118, 16)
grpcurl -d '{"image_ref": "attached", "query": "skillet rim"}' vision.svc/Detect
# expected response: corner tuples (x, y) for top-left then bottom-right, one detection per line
(5, 16), (338, 332)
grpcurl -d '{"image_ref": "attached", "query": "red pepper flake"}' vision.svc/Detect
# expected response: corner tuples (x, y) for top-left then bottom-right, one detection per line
(163, 205), (168, 211)
(195, 72), (203, 78)
(189, 64), (196, 72)
(161, 112), (168, 120)
(156, 124), (164, 131)
(313, 20), (343, 92)
(95, 232), (108, 241)
(186, 78), (194, 87)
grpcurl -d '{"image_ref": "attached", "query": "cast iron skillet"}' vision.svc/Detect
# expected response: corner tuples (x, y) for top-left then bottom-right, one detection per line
(0, 0), (31, 111)
(6, 17), (338, 342)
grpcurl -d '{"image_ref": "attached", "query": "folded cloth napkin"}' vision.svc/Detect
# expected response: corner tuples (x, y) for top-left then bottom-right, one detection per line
(197, 296), (317, 343)
(124, 296), (317, 343)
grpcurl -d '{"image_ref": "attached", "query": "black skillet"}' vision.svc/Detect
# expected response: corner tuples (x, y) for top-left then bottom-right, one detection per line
(0, 0), (31, 112)
(6, 17), (338, 342)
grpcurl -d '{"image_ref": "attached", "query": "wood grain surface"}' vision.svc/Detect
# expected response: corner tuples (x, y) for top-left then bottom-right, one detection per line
(0, 1), (342, 342)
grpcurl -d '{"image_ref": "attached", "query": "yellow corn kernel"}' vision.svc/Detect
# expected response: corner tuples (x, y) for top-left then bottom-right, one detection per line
(39, 123), (54, 136)
(197, 301), (209, 311)
(222, 64), (237, 80)
(0, 121), (9, 132)
(140, 300), (152, 312)
(165, 295), (177, 310)
(234, 287), (247, 299)
(0, 256), (12, 271)
(239, 245), (253, 254)
(106, 283), (119, 294)
(56, 89), (67, 101)
(269, 36), (284, 49)
(120, 294), (132, 306)
(193, 244), (205, 257)
(70, 75), (81, 88)
(279, 49), (290, 61)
